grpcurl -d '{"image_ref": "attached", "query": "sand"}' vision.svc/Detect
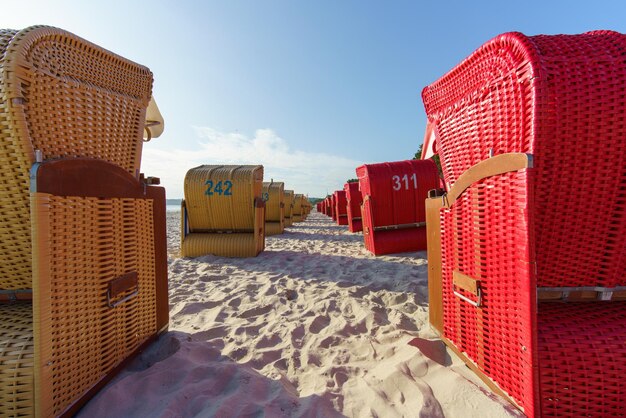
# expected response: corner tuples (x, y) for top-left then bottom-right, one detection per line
(78, 211), (520, 418)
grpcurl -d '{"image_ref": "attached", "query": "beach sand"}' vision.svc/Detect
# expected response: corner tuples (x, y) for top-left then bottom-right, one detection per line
(78, 211), (520, 417)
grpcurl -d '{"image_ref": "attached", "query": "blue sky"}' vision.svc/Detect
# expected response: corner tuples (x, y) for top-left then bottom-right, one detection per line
(5, 1), (626, 197)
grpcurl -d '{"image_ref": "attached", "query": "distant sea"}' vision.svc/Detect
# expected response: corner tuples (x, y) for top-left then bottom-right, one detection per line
(166, 199), (182, 212)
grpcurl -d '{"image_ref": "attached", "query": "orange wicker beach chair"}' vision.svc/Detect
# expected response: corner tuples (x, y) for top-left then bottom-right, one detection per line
(422, 31), (626, 417)
(181, 165), (265, 257)
(263, 181), (285, 236)
(283, 190), (295, 227)
(0, 26), (168, 417)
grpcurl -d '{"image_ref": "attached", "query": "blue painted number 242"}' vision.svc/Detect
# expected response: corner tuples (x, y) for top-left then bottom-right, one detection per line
(205, 180), (233, 196)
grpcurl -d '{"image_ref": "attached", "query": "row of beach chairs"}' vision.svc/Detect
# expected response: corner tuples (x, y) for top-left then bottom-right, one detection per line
(1, 24), (625, 418)
(180, 165), (311, 258)
(321, 159), (440, 255)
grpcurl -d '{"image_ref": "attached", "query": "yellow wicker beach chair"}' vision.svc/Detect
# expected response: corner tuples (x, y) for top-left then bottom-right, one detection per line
(181, 165), (265, 257)
(283, 190), (295, 227)
(262, 181), (285, 236)
(292, 194), (305, 222)
(0, 26), (168, 417)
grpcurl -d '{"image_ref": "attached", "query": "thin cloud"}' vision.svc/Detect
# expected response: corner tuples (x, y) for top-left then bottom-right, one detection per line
(141, 127), (362, 198)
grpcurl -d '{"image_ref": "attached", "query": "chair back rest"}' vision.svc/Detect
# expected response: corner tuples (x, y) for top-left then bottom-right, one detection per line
(184, 165), (263, 232)
(293, 194), (304, 214)
(262, 181), (285, 222)
(422, 31), (626, 288)
(356, 159), (439, 228)
(0, 26), (153, 290)
(283, 190), (294, 218)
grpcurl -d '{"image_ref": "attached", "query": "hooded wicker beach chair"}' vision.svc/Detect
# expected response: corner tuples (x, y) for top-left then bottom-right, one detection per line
(292, 194), (305, 223)
(181, 165), (265, 257)
(283, 190), (295, 227)
(324, 196), (332, 217)
(344, 182), (363, 233)
(0, 26), (168, 417)
(356, 160), (439, 255)
(263, 181), (285, 236)
(422, 31), (626, 417)
(333, 190), (348, 226)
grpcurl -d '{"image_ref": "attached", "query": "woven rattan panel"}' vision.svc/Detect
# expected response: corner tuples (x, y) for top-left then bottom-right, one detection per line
(422, 31), (626, 289)
(31, 194), (157, 417)
(0, 302), (34, 417)
(0, 26), (153, 290)
(423, 31), (626, 416)
(265, 222), (284, 236)
(262, 181), (284, 223)
(538, 302), (626, 417)
(283, 190), (294, 226)
(184, 165), (263, 232)
(441, 171), (535, 413)
(182, 232), (259, 258)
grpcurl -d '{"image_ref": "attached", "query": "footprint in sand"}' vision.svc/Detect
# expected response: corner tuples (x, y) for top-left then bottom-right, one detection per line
(255, 334), (282, 349)
(239, 305), (273, 319)
(309, 315), (331, 334)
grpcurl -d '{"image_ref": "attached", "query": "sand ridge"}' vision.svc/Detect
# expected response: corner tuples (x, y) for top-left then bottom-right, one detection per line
(78, 211), (520, 417)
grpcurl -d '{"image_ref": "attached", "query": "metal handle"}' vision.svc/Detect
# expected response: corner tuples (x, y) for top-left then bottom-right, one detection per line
(452, 271), (483, 307)
(107, 272), (139, 308)
(107, 286), (139, 308)
(453, 288), (482, 307)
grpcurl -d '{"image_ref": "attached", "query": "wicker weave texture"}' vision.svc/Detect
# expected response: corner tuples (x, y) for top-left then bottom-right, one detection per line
(0, 26), (153, 290)
(422, 31), (626, 289)
(0, 303), (34, 417)
(182, 233), (262, 258)
(333, 190), (348, 226)
(265, 222), (284, 236)
(422, 31), (626, 415)
(344, 182), (363, 233)
(439, 171), (535, 411)
(184, 165), (263, 231)
(292, 194), (304, 222)
(262, 181), (285, 226)
(31, 194), (157, 417)
(283, 190), (294, 227)
(538, 302), (626, 417)
(182, 165), (265, 257)
(356, 159), (440, 255)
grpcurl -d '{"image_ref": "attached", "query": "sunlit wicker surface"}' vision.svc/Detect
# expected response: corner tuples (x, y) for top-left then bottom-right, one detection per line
(292, 194), (304, 223)
(0, 26), (153, 290)
(31, 194), (158, 417)
(283, 190), (295, 227)
(538, 302), (626, 417)
(423, 31), (626, 415)
(263, 181), (284, 235)
(265, 222), (284, 236)
(0, 302), (34, 417)
(182, 165), (265, 257)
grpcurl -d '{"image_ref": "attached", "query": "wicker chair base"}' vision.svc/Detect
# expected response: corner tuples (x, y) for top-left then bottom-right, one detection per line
(265, 222), (284, 236)
(0, 303), (34, 417)
(181, 233), (263, 258)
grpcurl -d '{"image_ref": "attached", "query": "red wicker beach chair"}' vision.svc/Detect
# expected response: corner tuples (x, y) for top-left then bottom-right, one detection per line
(333, 190), (348, 226)
(344, 182), (363, 232)
(356, 160), (439, 255)
(422, 31), (626, 417)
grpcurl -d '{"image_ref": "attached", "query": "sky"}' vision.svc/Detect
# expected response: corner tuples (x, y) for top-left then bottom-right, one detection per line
(4, 0), (626, 198)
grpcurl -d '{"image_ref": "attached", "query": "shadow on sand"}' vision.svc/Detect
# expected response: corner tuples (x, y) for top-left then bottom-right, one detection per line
(77, 331), (346, 418)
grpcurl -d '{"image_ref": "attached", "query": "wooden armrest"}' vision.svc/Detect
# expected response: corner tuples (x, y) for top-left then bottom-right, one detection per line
(444, 153), (533, 208)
